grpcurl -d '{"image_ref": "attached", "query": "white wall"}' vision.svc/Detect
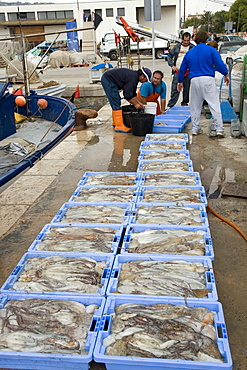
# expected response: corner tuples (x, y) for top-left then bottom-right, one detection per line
(0, 0), (180, 44)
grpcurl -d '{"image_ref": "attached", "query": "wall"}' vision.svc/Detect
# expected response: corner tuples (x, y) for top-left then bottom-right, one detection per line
(0, 0), (180, 45)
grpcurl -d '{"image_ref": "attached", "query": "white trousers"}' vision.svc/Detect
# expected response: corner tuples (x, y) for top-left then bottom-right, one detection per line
(190, 76), (224, 133)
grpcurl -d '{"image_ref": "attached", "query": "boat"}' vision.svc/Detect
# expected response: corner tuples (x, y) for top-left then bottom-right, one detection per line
(34, 83), (67, 97)
(0, 81), (76, 188)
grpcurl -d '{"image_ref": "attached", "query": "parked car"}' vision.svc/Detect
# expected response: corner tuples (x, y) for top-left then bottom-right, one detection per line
(217, 35), (244, 42)
(218, 40), (247, 55)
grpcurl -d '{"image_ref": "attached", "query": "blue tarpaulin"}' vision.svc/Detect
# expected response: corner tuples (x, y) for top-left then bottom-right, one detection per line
(66, 21), (79, 52)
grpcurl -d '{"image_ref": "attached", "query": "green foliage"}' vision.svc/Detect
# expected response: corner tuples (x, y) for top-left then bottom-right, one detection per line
(229, 0), (247, 31)
(184, 5), (246, 34)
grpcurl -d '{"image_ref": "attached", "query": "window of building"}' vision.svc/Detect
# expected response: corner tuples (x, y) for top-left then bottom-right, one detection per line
(7, 13), (18, 21)
(37, 10), (74, 20)
(7, 12), (35, 21)
(95, 9), (102, 17)
(47, 12), (56, 20)
(117, 8), (125, 16)
(0, 13), (5, 21)
(106, 8), (113, 17)
(65, 10), (73, 18)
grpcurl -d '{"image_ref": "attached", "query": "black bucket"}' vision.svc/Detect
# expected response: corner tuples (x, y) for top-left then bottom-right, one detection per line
(130, 113), (154, 136)
(122, 105), (138, 128)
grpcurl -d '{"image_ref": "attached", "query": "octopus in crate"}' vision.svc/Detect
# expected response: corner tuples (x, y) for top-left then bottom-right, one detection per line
(0, 298), (99, 354)
(103, 303), (224, 363)
(11, 256), (107, 293)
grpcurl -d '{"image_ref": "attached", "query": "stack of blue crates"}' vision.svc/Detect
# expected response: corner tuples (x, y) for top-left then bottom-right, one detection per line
(153, 106), (191, 133)
(0, 133), (232, 369)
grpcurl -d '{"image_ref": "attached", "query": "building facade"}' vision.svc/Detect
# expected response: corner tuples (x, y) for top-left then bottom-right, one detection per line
(0, 0), (180, 49)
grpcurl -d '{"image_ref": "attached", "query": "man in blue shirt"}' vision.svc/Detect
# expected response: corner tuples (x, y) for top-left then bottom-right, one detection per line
(137, 70), (167, 115)
(177, 31), (230, 136)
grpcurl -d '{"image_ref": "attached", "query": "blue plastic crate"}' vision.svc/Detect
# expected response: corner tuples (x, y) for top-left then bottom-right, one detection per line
(140, 141), (187, 152)
(129, 203), (208, 228)
(152, 122), (186, 133)
(169, 106), (191, 111)
(136, 185), (207, 206)
(165, 111), (191, 123)
(78, 172), (140, 187)
(0, 293), (105, 370)
(94, 296), (232, 370)
(1, 252), (115, 296)
(51, 202), (133, 225)
(137, 159), (193, 173)
(28, 223), (124, 254)
(69, 185), (139, 203)
(139, 171), (202, 186)
(154, 116), (187, 124)
(106, 254), (217, 300)
(144, 133), (189, 143)
(138, 149), (191, 162)
(122, 224), (214, 259)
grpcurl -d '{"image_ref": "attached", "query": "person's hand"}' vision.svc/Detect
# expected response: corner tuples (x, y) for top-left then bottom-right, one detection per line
(177, 82), (183, 92)
(133, 102), (145, 110)
(224, 75), (230, 86)
(172, 66), (178, 73)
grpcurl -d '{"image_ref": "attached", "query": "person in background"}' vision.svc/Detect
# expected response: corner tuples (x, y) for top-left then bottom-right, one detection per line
(167, 32), (194, 108)
(177, 30), (230, 137)
(207, 40), (219, 49)
(101, 67), (152, 133)
(137, 70), (167, 115)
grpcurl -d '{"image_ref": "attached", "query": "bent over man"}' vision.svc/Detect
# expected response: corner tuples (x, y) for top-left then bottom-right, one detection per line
(101, 67), (152, 133)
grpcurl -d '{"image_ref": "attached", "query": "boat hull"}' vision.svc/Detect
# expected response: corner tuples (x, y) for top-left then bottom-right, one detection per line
(0, 92), (76, 187)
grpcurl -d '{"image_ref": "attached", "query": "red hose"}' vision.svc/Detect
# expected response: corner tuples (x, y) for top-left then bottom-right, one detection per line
(207, 204), (247, 242)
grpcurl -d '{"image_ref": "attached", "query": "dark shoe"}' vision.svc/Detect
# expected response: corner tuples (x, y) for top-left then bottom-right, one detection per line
(181, 103), (188, 106)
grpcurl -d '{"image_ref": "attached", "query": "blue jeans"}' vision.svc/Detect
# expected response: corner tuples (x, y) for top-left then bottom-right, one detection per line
(168, 73), (191, 108)
(101, 75), (121, 111)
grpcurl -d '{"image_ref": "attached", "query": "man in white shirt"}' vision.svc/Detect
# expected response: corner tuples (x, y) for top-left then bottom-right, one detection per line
(167, 32), (194, 108)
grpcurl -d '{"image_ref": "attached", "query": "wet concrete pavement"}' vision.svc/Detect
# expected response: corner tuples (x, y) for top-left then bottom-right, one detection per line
(0, 59), (247, 369)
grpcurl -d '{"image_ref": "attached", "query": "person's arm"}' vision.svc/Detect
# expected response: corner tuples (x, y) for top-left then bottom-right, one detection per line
(128, 96), (145, 109)
(139, 95), (147, 105)
(167, 46), (176, 68)
(160, 98), (166, 114)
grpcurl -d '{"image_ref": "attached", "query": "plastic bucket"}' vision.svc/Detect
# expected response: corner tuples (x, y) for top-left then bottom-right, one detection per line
(130, 113), (154, 136)
(122, 105), (138, 128)
(144, 102), (157, 115)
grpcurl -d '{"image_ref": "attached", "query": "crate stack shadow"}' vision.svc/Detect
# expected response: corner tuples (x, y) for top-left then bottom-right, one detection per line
(0, 108), (232, 369)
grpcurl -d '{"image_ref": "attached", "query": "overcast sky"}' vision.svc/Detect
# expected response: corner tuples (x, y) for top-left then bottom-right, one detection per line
(186, 0), (234, 16)
(7, 0), (234, 18)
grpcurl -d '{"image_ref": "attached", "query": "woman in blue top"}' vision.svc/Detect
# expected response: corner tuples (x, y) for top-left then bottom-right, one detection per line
(177, 31), (230, 136)
(137, 70), (167, 115)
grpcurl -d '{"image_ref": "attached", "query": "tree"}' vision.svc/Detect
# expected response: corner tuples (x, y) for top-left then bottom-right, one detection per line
(229, 0), (247, 32)
(212, 11), (228, 34)
(183, 17), (201, 29)
(200, 11), (214, 32)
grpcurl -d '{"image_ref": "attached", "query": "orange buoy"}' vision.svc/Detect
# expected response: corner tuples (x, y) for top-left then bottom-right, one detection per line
(15, 96), (26, 107)
(37, 98), (48, 109)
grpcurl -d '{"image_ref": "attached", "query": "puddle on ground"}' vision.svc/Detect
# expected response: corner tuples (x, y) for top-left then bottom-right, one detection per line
(206, 166), (235, 198)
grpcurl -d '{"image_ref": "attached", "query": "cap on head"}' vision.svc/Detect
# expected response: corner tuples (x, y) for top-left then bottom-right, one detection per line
(141, 67), (152, 82)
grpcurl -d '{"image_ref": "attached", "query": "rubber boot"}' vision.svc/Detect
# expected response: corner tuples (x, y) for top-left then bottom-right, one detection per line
(112, 110), (131, 133)
(111, 111), (115, 127)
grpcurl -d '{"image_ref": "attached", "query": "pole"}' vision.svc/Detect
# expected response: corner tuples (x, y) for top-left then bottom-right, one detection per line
(184, 0), (186, 25)
(151, 0), (155, 71)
